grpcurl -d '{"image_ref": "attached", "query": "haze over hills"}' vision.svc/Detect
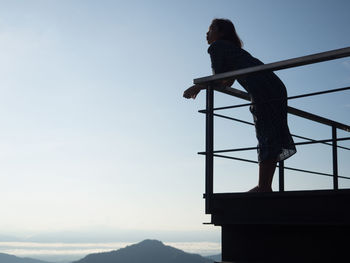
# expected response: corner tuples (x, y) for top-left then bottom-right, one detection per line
(0, 253), (50, 263)
(73, 239), (214, 263)
(0, 239), (219, 263)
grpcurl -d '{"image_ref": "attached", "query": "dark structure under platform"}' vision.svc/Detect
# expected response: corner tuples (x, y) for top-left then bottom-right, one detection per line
(209, 189), (350, 262)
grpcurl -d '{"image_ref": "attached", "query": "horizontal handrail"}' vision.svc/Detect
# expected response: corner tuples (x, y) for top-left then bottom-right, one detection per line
(199, 86), (350, 112)
(194, 46), (350, 85)
(212, 154), (350, 180)
(199, 112), (350, 151)
(198, 136), (350, 155)
(200, 86), (350, 132)
(289, 106), (350, 132)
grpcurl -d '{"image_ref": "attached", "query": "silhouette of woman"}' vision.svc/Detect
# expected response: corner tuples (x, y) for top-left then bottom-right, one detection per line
(183, 18), (296, 192)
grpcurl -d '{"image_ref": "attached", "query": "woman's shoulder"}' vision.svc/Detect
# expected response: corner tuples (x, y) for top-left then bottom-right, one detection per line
(207, 40), (240, 54)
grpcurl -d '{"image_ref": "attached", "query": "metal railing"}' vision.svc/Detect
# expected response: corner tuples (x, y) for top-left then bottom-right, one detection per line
(193, 47), (350, 214)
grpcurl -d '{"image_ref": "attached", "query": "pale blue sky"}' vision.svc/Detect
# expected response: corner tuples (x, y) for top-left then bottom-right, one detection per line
(0, 0), (349, 242)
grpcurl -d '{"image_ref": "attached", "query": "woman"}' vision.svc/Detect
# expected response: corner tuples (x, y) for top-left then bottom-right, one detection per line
(183, 18), (296, 192)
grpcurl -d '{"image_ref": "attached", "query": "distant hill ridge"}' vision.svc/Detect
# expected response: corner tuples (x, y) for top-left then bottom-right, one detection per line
(73, 239), (214, 263)
(0, 253), (50, 263)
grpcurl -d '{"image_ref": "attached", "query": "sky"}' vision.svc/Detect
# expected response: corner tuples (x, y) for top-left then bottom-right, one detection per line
(0, 0), (350, 249)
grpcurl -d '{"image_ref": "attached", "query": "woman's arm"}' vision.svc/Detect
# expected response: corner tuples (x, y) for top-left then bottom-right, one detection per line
(183, 79), (235, 100)
(183, 84), (206, 99)
(184, 41), (236, 100)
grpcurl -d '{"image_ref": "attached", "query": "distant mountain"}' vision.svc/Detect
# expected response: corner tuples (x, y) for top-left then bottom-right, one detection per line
(73, 239), (214, 263)
(0, 253), (50, 263)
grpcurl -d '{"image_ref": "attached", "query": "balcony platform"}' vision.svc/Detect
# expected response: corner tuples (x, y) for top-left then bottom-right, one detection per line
(207, 189), (350, 262)
(209, 188), (350, 225)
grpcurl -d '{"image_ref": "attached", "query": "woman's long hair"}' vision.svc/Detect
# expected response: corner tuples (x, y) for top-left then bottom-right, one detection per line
(211, 18), (243, 48)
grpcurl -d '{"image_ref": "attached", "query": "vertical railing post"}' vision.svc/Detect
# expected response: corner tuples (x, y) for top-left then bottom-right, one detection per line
(279, 161), (285, 192)
(332, 126), (339, 190)
(205, 84), (214, 214)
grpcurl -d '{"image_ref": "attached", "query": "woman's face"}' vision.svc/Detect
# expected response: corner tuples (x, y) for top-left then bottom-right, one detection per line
(206, 24), (221, 44)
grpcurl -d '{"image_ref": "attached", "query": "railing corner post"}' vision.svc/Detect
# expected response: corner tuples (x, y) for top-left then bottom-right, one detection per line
(205, 84), (214, 214)
(279, 160), (285, 192)
(332, 126), (339, 190)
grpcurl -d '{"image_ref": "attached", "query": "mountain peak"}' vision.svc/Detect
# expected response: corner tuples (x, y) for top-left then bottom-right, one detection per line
(73, 239), (213, 263)
(137, 239), (164, 247)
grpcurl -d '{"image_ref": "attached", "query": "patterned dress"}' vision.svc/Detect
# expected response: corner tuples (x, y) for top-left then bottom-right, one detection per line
(208, 40), (296, 162)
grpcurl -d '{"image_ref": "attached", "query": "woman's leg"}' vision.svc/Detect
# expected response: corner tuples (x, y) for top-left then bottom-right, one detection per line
(258, 159), (277, 192)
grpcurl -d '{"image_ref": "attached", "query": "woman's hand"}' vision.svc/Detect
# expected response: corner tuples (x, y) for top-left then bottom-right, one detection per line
(183, 85), (203, 99)
(183, 80), (234, 99)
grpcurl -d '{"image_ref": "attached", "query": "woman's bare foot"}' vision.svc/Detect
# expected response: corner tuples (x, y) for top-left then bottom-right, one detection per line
(248, 186), (259, 192)
(248, 186), (272, 192)
(259, 186), (273, 192)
